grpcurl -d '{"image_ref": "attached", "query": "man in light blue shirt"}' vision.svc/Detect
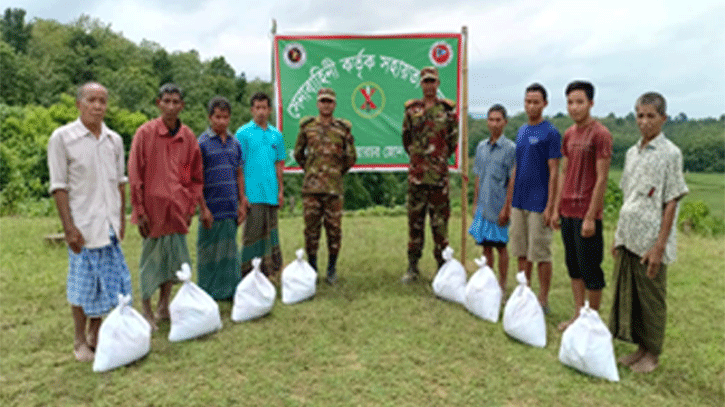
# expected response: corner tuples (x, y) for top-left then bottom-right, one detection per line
(236, 92), (285, 278)
(469, 104), (516, 292)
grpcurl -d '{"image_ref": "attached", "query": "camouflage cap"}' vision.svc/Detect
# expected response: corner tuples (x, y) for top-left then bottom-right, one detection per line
(420, 66), (439, 81)
(317, 88), (336, 101)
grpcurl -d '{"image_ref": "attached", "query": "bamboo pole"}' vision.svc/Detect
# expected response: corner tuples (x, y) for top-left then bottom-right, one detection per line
(460, 26), (469, 265)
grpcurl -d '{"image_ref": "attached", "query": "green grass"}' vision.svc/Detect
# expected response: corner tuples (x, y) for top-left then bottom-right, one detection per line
(1, 215), (723, 406)
(609, 169), (725, 219)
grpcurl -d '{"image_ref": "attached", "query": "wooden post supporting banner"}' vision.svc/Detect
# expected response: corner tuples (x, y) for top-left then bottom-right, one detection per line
(460, 26), (469, 266)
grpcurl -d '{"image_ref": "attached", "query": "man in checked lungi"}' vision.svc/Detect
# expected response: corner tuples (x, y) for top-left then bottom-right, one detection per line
(128, 83), (204, 330)
(236, 92), (285, 279)
(294, 88), (357, 285)
(197, 96), (244, 300)
(48, 82), (132, 361)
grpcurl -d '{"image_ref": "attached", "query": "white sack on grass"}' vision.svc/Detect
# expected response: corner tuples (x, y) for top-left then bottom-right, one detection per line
(432, 246), (467, 304)
(282, 249), (317, 305)
(503, 271), (546, 348)
(168, 263), (223, 342)
(93, 294), (151, 372)
(559, 301), (620, 381)
(232, 257), (276, 322)
(464, 256), (503, 322)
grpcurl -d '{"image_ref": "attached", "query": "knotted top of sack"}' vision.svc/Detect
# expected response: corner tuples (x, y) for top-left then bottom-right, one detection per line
(442, 246), (454, 261)
(175, 263), (192, 282)
(516, 271), (528, 285)
(474, 255), (488, 267)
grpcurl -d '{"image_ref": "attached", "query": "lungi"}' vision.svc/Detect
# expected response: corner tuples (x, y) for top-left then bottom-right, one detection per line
(609, 247), (667, 355)
(197, 218), (240, 300)
(139, 233), (190, 300)
(67, 229), (132, 317)
(240, 204), (282, 276)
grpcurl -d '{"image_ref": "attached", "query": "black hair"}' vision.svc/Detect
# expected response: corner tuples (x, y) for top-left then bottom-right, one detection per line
(565, 80), (595, 101)
(525, 83), (548, 102)
(207, 96), (231, 116)
(487, 104), (507, 120)
(158, 83), (184, 100)
(250, 92), (271, 107)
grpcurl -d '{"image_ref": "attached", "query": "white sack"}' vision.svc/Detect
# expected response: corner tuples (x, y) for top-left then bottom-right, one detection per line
(93, 294), (151, 372)
(282, 249), (317, 304)
(168, 263), (223, 342)
(232, 257), (276, 322)
(559, 301), (620, 381)
(464, 256), (503, 322)
(502, 271), (546, 348)
(432, 246), (467, 304)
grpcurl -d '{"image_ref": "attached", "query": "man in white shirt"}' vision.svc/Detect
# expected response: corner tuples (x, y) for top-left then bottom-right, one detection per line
(47, 82), (132, 362)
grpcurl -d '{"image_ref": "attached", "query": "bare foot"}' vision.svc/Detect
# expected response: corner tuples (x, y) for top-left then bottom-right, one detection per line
(630, 352), (659, 373)
(155, 309), (170, 321)
(86, 334), (98, 351)
(617, 348), (646, 366)
(557, 317), (577, 332)
(73, 342), (94, 362)
(143, 313), (159, 332)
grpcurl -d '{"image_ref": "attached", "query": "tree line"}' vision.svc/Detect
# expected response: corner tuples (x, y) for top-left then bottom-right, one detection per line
(1, 8), (723, 216)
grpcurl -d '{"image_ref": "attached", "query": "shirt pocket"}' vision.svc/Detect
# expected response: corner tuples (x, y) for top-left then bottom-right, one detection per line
(100, 142), (119, 183)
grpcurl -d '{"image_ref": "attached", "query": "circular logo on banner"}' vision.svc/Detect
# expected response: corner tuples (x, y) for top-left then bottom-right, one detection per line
(283, 43), (306, 69)
(429, 41), (453, 67)
(352, 82), (385, 119)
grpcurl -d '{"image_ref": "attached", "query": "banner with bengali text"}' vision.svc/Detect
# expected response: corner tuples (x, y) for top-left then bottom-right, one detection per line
(274, 33), (462, 172)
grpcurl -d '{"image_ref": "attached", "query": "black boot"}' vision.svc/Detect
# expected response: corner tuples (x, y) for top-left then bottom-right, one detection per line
(401, 256), (420, 283)
(308, 253), (317, 272)
(325, 253), (338, 285)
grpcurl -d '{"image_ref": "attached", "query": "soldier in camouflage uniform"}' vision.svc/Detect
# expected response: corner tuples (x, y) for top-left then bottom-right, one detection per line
(401, 66), (458, 283)
(294, 88), (357, 284)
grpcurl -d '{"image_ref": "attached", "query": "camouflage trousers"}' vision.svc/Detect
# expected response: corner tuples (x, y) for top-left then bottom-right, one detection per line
(407, 183), (450, 268)
(303, 193), (343, 256)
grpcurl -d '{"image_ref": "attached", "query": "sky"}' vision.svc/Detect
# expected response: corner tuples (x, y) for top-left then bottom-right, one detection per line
(13, 0), (725, 118)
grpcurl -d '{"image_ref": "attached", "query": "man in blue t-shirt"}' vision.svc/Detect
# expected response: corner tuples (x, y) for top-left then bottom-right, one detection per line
(508, 83), (561, 313)
(236, 92), (286, 278)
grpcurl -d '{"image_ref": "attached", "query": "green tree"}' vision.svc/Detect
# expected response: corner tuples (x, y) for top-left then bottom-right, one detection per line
(1, 8), (32, 53)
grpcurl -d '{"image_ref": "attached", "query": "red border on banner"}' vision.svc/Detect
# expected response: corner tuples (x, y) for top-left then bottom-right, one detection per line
(274, 33), (463, 173)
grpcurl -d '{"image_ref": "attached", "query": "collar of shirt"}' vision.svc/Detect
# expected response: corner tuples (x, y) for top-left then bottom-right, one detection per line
(153, 117), (182, 138)
(206, 127), (233, 140)
(637, 132), (666, 150)
(486, 135), (505, 149)
(66, 119), (113, 142)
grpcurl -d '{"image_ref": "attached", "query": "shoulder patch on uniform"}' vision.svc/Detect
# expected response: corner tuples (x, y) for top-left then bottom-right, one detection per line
(335, 118), (352, 130)
(440, 99), (456, 109)
(299, 116), (315, 127)
(404, 99), (422, 109)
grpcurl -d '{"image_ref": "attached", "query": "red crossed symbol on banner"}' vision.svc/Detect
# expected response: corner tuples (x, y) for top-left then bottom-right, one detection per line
(360, 87), (376, 110)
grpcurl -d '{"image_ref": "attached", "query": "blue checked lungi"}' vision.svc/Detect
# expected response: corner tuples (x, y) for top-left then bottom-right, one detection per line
(66, 229), (132, 317)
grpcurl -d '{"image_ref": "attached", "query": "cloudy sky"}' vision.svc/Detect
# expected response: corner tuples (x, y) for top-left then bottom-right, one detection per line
(14, 0), (725, 118)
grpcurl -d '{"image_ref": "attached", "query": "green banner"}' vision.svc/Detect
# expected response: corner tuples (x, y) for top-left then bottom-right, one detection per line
(274, 34), (461, 172)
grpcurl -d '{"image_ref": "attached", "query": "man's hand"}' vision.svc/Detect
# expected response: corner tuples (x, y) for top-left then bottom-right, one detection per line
(611, 242), (618, 259)
(119, 214), (126, 241)
(65, 225), (85, 254)
(138, 214), (150, 238)
(200, 206), (214, 229)
(641, 243), (665, 279)
(581, 218), (595, 238)
(278, 192), (284, 208)
(237, 197), (249, 226)
(543, 205), (553, 227)
(549, 212), (561, 230)
(497, 206), (510, 227)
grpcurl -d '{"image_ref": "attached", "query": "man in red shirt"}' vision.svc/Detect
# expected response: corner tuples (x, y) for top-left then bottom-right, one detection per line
(128, 83), (204, 329)
(551, 80), (612, 331)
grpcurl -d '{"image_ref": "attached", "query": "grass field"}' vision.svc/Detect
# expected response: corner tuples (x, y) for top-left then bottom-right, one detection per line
(1, 215), (723, 406)
(609, 170), (725, 219)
